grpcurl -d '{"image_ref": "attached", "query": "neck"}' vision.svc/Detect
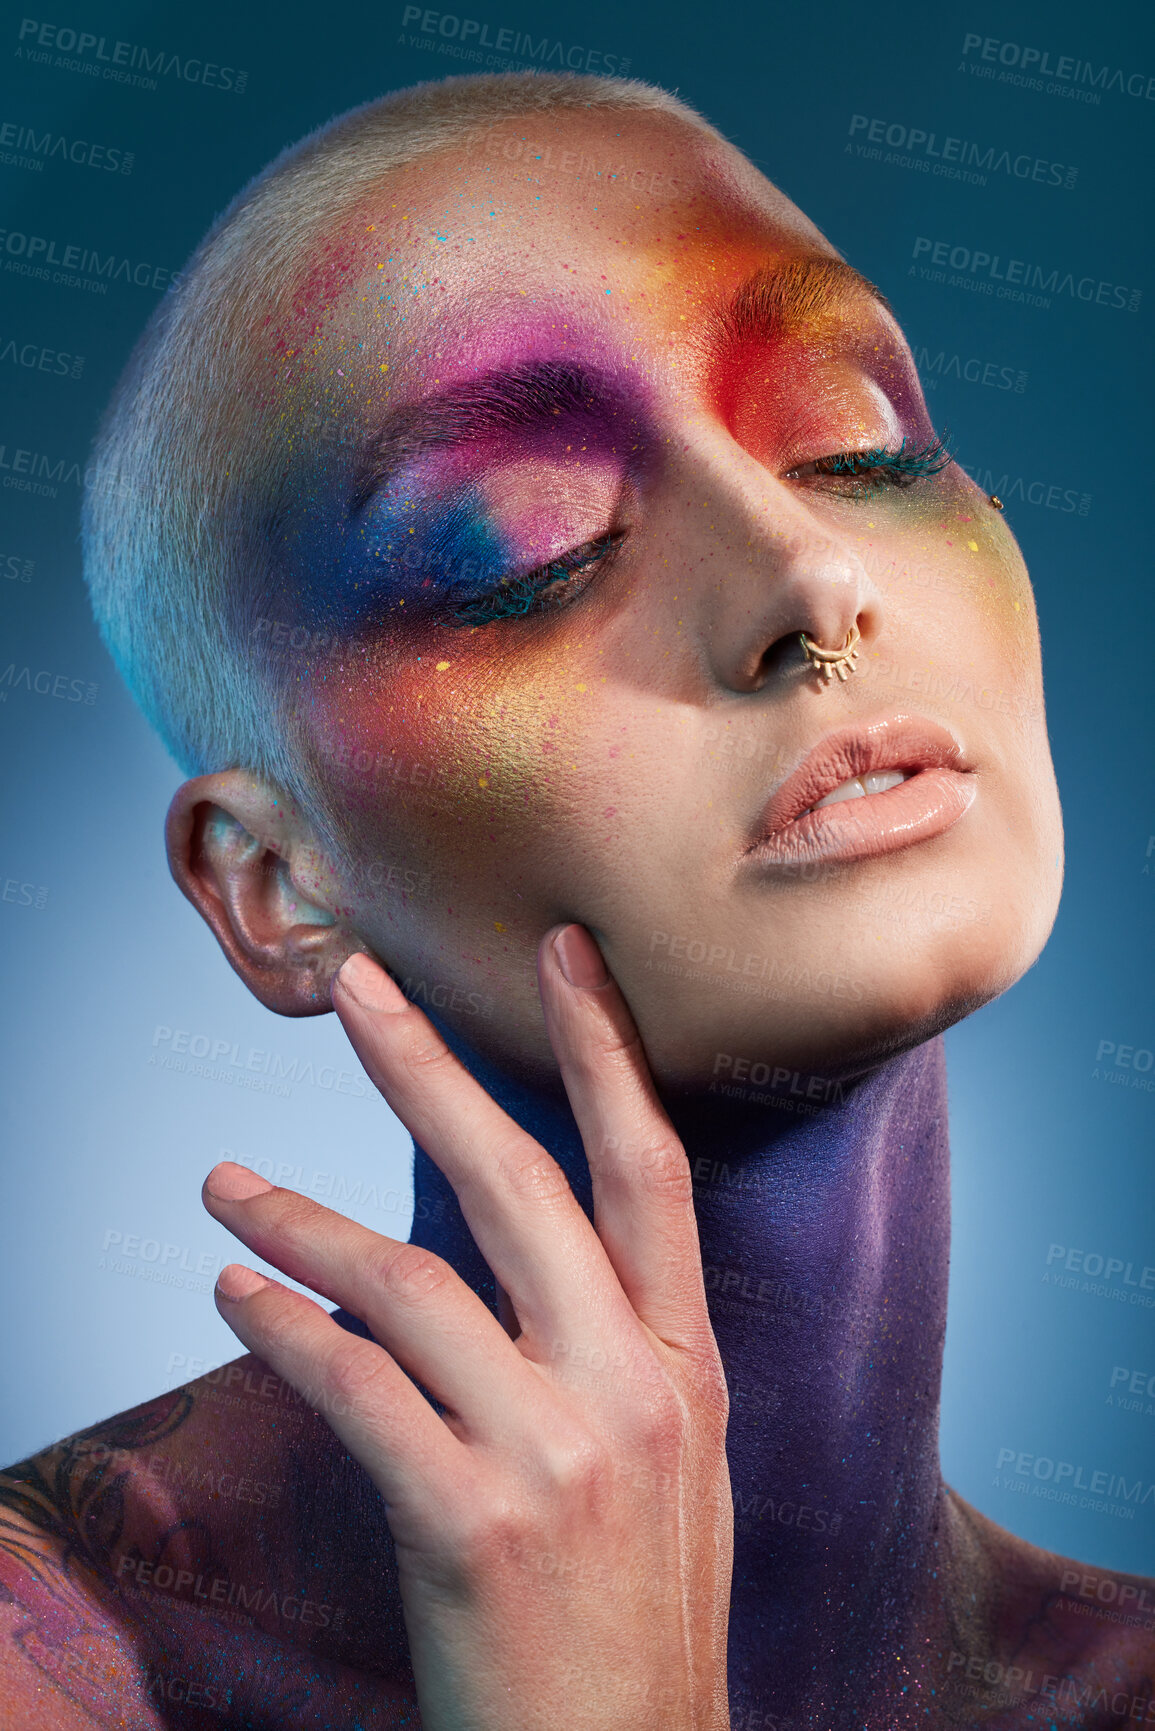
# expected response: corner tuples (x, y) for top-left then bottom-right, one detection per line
(407, 1033), (954, 1718)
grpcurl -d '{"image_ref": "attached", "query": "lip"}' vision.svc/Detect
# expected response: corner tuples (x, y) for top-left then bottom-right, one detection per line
(746, 714), (976, 868)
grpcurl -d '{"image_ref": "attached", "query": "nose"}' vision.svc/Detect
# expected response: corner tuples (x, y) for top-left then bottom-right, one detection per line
(668, 431), (885, 695)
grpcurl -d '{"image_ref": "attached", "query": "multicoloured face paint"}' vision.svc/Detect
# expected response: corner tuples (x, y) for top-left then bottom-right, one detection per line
(18, 90), (1129, 1731)
(245, 124), (1054, 1098)
(330, 369), (645, 632)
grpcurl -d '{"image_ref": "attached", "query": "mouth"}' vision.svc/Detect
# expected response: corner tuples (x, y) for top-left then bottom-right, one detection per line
(745, 714), (977, 868)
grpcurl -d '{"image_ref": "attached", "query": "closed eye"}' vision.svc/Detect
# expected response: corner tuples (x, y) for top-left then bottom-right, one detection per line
(784, 434), (953, 499)
(449, 531), (625, 626)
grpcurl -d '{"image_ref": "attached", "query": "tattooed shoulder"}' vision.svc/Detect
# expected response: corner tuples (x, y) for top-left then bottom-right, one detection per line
(0, 1391), (193, 1726)
(1, 1373), (422, 1727)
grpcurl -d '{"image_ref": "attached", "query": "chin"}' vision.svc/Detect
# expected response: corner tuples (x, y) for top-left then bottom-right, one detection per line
(635, 889), (1062, 1094)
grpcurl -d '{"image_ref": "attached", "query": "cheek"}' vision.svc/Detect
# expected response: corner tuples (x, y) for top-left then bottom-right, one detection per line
(305, 638), (637, 893)
(871, 479), (1039, 662)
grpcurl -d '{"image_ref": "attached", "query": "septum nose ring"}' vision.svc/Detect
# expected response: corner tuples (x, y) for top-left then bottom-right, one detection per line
(799, 622), (861, 684)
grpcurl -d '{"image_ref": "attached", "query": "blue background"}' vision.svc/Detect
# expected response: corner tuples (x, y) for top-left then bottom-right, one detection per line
(1, 0), (1152, 1574)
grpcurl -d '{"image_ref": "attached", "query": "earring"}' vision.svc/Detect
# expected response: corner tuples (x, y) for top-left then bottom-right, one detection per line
(989, 495), (1004, 511)
(799, 623), (861, 684)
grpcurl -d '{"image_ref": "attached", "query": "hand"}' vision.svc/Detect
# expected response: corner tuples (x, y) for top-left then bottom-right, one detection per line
(202, 924), (733, 1731)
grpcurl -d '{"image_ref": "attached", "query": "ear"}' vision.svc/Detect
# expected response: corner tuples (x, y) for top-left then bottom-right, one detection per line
(165, 769), (362, 1016)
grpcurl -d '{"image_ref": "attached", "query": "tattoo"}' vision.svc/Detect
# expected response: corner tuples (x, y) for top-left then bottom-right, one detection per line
(0, 1383), (423, 1726)
(0, 1392), (195, 1594)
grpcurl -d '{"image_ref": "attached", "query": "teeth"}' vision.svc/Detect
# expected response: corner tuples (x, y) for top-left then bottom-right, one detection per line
(861, 769), (908, 796)
(812, 769), (908, 811)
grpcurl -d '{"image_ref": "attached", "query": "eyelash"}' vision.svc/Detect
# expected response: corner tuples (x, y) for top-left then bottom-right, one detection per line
(445, 435), (951, 627)
(450, 532), (623, 626)
(785, 434), (954, 498)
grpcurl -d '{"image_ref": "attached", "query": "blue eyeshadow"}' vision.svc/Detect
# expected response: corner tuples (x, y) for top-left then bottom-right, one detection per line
(319, 486), (514, 632)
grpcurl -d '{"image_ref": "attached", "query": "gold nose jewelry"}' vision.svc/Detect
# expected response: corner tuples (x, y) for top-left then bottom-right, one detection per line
(799, 623), (861, 684)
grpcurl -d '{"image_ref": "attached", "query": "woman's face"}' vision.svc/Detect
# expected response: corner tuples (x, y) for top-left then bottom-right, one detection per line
(262, 106), (1062, 1088)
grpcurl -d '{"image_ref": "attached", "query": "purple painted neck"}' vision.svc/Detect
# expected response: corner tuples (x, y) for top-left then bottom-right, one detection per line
(407, 1035), (952, 1720)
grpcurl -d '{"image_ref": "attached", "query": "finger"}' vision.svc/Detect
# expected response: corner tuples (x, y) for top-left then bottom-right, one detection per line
(211, 1262), (465, 1513)
(538, 925), (713, 1352)
(331, 954), (637, 1351)
(202, 1165), (553, 1445)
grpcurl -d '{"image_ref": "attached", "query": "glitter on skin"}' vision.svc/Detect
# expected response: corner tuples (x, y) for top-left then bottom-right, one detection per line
(54, 100), (1124, 1731)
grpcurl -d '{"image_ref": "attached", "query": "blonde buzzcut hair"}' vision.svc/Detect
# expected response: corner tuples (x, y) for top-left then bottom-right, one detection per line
(81, 71), (719, 812)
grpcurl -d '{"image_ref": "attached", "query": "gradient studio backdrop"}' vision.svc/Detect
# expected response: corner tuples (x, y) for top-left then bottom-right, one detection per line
(1, 0), (1152, 1573)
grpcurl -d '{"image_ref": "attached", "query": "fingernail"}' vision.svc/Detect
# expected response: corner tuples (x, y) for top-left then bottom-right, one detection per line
(335, 952), (407, 1013)
(216, 1264), (271, 1302)
(553, 925), (609, 990)
(205, 1161), (274, 1201)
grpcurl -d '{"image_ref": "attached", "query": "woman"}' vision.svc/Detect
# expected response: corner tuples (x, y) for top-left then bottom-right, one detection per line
(2, 70), (1150, 1729)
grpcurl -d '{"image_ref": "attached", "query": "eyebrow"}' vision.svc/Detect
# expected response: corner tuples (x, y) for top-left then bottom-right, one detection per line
(349, 359), (617, 514)
(712, 255), (894, 350)
(349, 258), (894, 514)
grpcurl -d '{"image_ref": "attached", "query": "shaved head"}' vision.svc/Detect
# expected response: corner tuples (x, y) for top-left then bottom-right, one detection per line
(82, 72), (729, 813)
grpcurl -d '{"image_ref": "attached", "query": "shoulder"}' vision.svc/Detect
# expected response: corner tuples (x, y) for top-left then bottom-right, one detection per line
(1, 1365), (420, 1727)
(944, 1491), (1155, 1724)
(0, 1401), (178, 1727)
